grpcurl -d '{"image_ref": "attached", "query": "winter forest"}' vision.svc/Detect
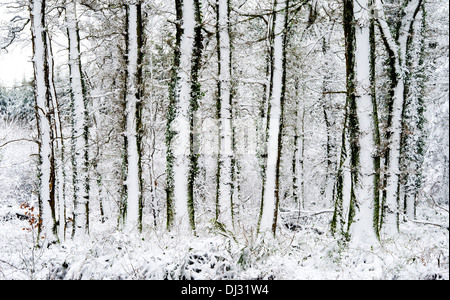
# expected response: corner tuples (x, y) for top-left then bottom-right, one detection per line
(0, 0), (448, 280)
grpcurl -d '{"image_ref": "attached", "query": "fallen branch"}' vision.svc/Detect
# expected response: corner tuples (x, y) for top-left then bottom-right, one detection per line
(280, 209), (334, 217)
(0, 138), (37, 148)
(430, 195), (449, 213)
(406, 218), (449, 231)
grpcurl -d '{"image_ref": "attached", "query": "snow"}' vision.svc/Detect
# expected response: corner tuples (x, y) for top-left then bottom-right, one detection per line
(374, 0), (422, 237)
(31, 0), (56, 243)
(259, 0), (286, 233)
(172, 0), (196, 230)
(0, 0), (448, 282)
(217, 0), (234, 228)
(66, 0), (89, 237)
(124, 4), (141, 231)
(0, 118), (448, 280)
(350, 0), (379, 246)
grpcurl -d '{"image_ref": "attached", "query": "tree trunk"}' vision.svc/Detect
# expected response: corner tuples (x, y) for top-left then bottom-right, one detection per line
(258, 0), (289, 236)
(166, 0), (203, 233)
(400, 1), (427, 221)
(123, 2), (144, 233)
(30, 0), (59, 245)
(66, 0), (90, 238)
(332, 0), (381, 244)
(347, 0), (380, 244)
(375, 0), (424, 235)
(215, 0), (234, 230)
(320, 26), (338, 208)
(292, 77), (305, 212)
(46, 32), (66, 241)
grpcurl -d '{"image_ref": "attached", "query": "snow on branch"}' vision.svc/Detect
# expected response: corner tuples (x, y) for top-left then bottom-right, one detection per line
(0, 15), (30, 51)
(405, 217), (449, 231)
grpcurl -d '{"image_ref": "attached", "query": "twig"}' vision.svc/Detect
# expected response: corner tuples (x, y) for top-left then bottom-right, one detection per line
(406, 217), (449, 231)
(0, 138), (37, 148)
(323, 91), (347, 95)
(281, 209), (334, 217)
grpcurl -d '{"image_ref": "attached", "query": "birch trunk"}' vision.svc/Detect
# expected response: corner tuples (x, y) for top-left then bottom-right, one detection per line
(400, 2), (426, 221)
(30, 0), (58, 244)
(66, 0), (90, 238)
(46, 32), (66, 241)
(348, 0), (379, 244)
(123, 2), (144, 233)
(375, 0), (424, 235)
(167, 0), (202, 233)
(292, 77), (304, 212)
(258, 0), (288, 236)
(215, 0), (234, 230)
(332, 0), (381, 244)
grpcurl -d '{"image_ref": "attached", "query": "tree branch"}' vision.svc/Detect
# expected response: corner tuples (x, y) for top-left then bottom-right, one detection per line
(406, 217), (449, 231)
(0, 138), (37, 148)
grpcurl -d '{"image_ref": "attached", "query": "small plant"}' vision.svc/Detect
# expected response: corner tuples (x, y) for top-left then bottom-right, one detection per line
(20, 201), (46, 244)
(11, 201), (47, 279)
(20, 202), (42, 233)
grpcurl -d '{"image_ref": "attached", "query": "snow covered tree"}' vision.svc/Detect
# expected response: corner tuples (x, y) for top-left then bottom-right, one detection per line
(121, 1), (145, 233)
(46, 31), (66, 242)
(0, 80), (34, 122)
(166, 0), (203, 233)
(375, 0), (425, 235)
(258, 0), (289, 236)
(421, 0), (449, 209)
(331, 0), (381, 244)
(0, 0), (449, 281)
(399, 0), (427, 220)
(66, 0), (90, 238)
(215, 0), (234, 230)
(29, 0), (59, 245)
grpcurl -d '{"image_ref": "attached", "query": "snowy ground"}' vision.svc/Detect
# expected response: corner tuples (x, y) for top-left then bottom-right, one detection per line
(0, 121), (448, 280)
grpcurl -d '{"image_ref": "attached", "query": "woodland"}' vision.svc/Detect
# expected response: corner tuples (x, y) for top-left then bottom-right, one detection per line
(0, 0), (448, 280)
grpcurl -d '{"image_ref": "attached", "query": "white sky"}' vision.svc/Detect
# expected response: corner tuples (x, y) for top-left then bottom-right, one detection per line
(0, 43), (33, 87)
(0, 1), (33, 87)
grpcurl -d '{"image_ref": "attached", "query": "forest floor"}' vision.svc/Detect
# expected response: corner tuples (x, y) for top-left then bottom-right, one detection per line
(0, 121), (448, 280)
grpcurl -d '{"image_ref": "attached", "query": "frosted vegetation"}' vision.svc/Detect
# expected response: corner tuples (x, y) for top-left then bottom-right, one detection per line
(0, 0), (448, 280)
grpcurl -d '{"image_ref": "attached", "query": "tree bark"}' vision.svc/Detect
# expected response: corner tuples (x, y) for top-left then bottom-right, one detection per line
(215, 0), (234, 230)
(30, 0), (59, 245)
(166, 0), (203, 233)
(347, 0), (380, 244)
(258, 0), (289, 236)
(123, 2), (144, 233)
(66, 0), (90, 238)
(332, 0), (381, 244)
(375, 0), (424, 235)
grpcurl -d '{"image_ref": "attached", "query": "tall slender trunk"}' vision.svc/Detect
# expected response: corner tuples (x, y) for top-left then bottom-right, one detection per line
(292, 77), (304, 212)
(66, 0), (90, 238)
(46, 32), (66, 241)
(92, 113), (105, 224)
(257, 47), (271, 232)
(258, 0), (289, 236)
(215, 0), (234, 230)
(148, 52), (158, 228)
(331, 0), (354, 238)
(188, 0), (203, 234)
(348, 0), (380, 243)
(375, 0), (424, 235)
(332, 0), (380, 244)
(369, 1), (382, 239)
(123, 2), (144, 233)
(400, 1), (427, 220)
(320, 26), (337, 208)
(30, 0), (58, 244)
(166, 0), (203, 233)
